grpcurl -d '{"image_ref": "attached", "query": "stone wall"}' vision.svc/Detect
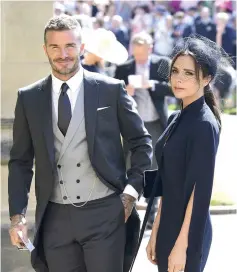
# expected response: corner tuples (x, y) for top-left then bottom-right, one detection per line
(1, 1), (53, 163)
(1, 1), (54, 213)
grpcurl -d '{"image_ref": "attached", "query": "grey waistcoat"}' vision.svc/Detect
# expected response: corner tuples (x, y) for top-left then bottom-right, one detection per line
(49, 83), (114, 204)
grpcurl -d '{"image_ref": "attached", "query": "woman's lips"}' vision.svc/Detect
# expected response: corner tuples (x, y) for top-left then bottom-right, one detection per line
(174, 87), (185, 91)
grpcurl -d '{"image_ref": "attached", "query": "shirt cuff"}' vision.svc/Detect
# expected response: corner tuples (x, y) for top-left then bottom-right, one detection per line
(123, 185), (139, 199)
(150, 80), (156, 91)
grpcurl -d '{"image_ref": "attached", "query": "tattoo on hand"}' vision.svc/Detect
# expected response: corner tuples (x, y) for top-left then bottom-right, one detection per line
(120, 193), (136, 221)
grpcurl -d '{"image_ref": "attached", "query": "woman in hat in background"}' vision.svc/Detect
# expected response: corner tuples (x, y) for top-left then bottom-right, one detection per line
(146, 36), (232, 272)
(81, 28), (128, 74)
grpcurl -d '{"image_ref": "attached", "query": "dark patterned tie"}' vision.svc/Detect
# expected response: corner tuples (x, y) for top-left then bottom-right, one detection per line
(58, 83), (71, 136)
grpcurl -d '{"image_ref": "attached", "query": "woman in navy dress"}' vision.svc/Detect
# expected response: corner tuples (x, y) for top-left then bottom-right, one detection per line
(146, 37), (231, 272)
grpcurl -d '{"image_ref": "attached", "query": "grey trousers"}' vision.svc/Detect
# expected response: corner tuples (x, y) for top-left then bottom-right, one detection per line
(42, 193), (126, 272)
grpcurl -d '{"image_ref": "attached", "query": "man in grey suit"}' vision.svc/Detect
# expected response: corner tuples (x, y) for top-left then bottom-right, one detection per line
(8, 15), (152, 272)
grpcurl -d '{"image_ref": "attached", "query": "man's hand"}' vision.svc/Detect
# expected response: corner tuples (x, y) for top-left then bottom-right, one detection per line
(9, 214), (28, 249)
(120, 193), (136, 222)
(126, 84), (135, 96)
(142, 80), (154, 89)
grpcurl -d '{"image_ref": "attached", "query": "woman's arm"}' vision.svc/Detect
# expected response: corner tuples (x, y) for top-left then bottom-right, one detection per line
(151, 197), (162, 233)
(175, 186), (195, 249)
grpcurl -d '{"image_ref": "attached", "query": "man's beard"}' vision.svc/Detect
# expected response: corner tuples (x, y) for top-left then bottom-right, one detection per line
(48, 56), (80, 76)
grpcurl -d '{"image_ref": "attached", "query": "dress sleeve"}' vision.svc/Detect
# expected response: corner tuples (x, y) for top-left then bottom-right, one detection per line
(184, 121), (219, 265)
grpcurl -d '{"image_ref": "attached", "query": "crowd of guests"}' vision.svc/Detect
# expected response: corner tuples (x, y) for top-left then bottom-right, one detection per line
(53, 0), (236, 108)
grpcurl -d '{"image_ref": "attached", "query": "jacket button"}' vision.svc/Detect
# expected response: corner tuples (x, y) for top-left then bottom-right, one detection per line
(76, 179), (80, 183)
(63, 196), (67, 200)
(77, 163), (81, 167)
(57, 165), (61, 169)
(60, 180), (63, 184)
(77, 196), (80, 200)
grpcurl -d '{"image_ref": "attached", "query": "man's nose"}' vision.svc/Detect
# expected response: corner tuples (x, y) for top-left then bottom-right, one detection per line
(59, 48), (68, 58)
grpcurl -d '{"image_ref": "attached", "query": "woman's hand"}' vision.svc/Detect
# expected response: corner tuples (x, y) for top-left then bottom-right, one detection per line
(146, 228), (158, 265)
(168, 242), (187, 272)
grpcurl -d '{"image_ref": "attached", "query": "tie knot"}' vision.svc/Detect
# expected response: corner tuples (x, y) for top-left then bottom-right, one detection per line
(61, 83), (69, 95)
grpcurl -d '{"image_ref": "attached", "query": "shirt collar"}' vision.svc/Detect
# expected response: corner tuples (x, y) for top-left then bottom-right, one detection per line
(136, 57), (151, 68)
(181, 96), (205, 115)
(52, 66), (84, 94)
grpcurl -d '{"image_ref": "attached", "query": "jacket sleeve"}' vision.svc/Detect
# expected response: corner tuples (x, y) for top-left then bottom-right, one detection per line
(117, 82), (152, 194)
(8, 91), (34, 217)
(114, 65), (129, 85)
(184, 121), (219, 268)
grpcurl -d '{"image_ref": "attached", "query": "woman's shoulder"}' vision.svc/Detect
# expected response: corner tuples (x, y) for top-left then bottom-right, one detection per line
(190, 105), (220, 138)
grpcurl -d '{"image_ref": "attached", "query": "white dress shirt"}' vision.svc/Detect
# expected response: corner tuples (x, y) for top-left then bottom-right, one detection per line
(135, 59), (159, 122)
(51, 68), (139, 199)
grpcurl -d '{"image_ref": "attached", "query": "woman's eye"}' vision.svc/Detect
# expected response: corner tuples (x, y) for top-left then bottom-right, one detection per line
(171, 69), (177, 74)
(185, 72), (194, 76)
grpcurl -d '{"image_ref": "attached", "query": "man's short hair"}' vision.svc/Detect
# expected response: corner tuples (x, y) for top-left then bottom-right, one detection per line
(44, 15), (81, 44)
(131, 32), (153, 46)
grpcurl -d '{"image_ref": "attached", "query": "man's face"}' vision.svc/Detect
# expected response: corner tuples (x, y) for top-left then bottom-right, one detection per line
(132, 44), (152, 64)
(44, 29), (84, 78)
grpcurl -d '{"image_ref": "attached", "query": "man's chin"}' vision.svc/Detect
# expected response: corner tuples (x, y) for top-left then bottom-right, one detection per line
(55, 67), (76, 76)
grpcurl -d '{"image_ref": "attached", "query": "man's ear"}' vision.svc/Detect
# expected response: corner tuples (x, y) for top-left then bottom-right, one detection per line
(43, 44), (47, 56)
(80, 43), (85, 56)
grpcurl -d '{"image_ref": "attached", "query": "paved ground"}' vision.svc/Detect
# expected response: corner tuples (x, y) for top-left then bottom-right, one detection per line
(1, 213), (237, 272)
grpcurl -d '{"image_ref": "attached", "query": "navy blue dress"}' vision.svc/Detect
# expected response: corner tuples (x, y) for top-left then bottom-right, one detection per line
(155, 96), (220, 272)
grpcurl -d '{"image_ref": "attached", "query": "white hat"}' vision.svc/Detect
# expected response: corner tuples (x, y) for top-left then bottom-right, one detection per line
(83, 28), (128, 65)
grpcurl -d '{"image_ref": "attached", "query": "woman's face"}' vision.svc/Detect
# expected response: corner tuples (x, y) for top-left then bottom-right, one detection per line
(170, 55), (210, 102)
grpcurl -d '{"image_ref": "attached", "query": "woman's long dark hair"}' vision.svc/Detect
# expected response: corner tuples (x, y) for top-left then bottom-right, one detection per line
(170, 51), (222, 131)
(204, 85), (221, 129)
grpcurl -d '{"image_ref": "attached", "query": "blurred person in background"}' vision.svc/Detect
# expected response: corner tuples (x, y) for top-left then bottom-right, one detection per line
(114, 32), (173, 230)
(103, 2), (116, 29)
(183, 6), (216, 41)
(77, 2), (92, 17)
(212, 65), (235, 110)
(153, 5), (169, 37)
(195, 7), (216, 42)
(153, 14), (174, 57)
(54, 1), (66, 16)
(230, 13), (236, 67)
(130, 5), (153, 37)
(82, 28), (128, 74)
(92, 16), (104, 29)
(172, 11), (187, 43)
(183, 6), (199, 25)
(215, 12), (236, 61)
(110, 15), (129, 49)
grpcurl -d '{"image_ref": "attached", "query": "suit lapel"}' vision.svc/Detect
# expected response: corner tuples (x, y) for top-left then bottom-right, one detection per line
(38, 75), (55, 168)
(59, 84), (84, 159)
(130, 59), (136, 75)
(84, 70), (99, 161)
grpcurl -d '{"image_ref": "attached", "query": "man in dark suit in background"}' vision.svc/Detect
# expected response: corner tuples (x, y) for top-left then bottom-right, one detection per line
(114, 32), (173, 229)
(183, 6), (216, 42)
(8, 15), (152, 272)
